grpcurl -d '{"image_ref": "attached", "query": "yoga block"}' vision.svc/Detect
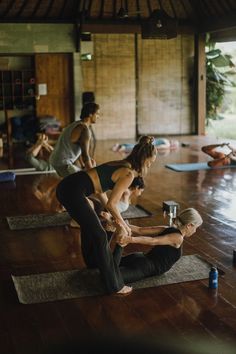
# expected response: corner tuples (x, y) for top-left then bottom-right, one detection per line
(0, 171), (16, 182)
(163, 201), (179, 214)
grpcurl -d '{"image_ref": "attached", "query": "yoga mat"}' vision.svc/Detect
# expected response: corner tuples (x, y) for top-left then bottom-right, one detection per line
(0, 171), (15, 182)
(12, 254), (211, 304)
(7, 212), (71, 230)
(0, 167), (36, 173)
(15, 170), (56, 175)
(165, 162), (236, 172)
(0, 168), (56, 175)
(7, 205), (152, 230)
(122, 204), (152, 219)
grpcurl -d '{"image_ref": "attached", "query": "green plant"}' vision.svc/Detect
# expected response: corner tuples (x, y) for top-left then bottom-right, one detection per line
(206, 41), (235, 126)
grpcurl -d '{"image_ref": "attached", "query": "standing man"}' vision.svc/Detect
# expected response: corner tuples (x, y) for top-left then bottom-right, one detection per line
(49, 102), (100, 177)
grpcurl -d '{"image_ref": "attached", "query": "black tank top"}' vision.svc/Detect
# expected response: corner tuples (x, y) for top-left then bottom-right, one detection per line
(95, 162), (131, 192)
(146, 227), (182, 275)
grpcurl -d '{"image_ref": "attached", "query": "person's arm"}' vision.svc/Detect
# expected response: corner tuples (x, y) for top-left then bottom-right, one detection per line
(95, 192), (109, 209)
(106, 169), (134, 235)
(79, 126), (96, 170)
(118, 232), (183, 248)
(26, 136), (44, 157)
(43, 141), (54, 153)
(129, 224), (168, 236)
(120, 189), (130, 204)
(228, 152), (236, 162)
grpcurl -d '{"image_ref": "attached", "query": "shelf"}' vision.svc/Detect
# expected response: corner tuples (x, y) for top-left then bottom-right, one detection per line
(0, 70), (36, 111)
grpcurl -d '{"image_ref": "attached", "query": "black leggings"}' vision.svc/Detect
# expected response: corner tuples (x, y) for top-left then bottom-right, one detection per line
(56, 171), (124, 294)
(113, 245), (156, 284)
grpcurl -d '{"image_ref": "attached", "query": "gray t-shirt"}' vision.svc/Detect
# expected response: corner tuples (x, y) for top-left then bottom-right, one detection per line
(49, 121), (82, 168)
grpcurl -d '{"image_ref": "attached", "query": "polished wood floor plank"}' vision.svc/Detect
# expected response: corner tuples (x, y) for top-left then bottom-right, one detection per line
(1, 136), (236, 353)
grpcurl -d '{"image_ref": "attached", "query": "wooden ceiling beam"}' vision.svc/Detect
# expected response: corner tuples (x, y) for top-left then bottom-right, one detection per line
(136, 0), (141, 19)
(169, 0), (178, 18)
(199, 12), (236, 33)
(210, 28), (236, 42)
(43, 0), (55, 18)
(112, 0), (117, 18)
(59, 0), (68, 18)
(179, 0), (190, 18)
(82, 18), (195, 34)
(31, 0), (43, 17)
(99, 0), (104, 18)
(86, 0), (93, 17)
(147, 0), (152, 15)
(1, 0), (15, 18)
(14, 0), (28, 18)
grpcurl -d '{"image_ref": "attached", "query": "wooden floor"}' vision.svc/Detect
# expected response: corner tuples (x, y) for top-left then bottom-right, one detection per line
(1, 136), (236, 354)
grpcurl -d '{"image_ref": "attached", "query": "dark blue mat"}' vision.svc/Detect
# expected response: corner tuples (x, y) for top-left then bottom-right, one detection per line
(165, 162), (236, 172)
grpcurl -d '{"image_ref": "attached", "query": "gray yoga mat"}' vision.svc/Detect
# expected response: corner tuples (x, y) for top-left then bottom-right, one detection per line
(6, 212), (71, 230)
(12, 255), (211, 304)
(122, 204), (152, 219)
(7, 205), (152, 230)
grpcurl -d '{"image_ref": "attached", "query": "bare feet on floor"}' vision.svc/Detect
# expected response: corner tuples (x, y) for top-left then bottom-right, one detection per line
(116, 285), (133, 296)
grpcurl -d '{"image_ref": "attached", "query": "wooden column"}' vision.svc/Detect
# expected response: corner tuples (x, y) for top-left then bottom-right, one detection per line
(194, 34), (206, 135)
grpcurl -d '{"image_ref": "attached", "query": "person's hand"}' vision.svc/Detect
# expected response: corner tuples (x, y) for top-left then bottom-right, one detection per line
(90, 158), (96, 167)
(115, 231), (132, 247)
(125, 224), (132, 236)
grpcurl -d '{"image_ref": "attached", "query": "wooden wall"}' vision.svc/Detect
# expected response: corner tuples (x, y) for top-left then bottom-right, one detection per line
(81, 34), (194, 140)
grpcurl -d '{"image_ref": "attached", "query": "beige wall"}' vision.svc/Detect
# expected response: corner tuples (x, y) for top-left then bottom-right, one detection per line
(0, 24), (74, 53)
(82, 33), (194, 140)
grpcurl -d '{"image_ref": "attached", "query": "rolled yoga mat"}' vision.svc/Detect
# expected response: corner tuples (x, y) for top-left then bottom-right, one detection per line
(0, 167), (56, 175)
(12, 254), (212, 304)
(6, 205), (152, 230)
(165, 162), (236, 172)
(0, 171), (16, 182)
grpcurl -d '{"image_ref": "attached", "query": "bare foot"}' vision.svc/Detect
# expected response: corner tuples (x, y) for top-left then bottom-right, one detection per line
(70, 219), (80, 228)
(116, 285), (133, 296)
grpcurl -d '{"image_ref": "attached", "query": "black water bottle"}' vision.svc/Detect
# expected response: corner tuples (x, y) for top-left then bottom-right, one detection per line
(209, 266), (218, 289)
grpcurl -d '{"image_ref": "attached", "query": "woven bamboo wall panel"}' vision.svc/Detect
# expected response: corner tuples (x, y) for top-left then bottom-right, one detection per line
(138, 34), (194, 135)
(82, 34), (136, 140)
(81, 33), (194, 139)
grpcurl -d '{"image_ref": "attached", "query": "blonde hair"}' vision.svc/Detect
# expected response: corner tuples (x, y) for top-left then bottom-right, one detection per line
(175, 208), (203, 228)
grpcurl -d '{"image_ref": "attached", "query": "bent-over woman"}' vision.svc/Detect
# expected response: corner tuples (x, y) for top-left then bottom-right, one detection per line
(56, 136), (157, 295)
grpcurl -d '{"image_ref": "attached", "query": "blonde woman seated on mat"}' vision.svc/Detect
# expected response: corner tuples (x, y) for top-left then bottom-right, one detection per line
(113, 208), (203, 284)
(202, 143), (236, 168)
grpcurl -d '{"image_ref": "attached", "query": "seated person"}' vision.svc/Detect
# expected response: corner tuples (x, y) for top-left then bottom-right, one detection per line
(25, 134), (55, 172)
(112, 138), (179, 153)
(202, 143), (236, 168)
(113, 208), (202, 284)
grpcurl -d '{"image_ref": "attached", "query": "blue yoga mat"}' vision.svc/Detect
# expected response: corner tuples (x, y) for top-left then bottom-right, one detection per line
(0, 171), (16, 182)
(165, 162), (236, 172)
